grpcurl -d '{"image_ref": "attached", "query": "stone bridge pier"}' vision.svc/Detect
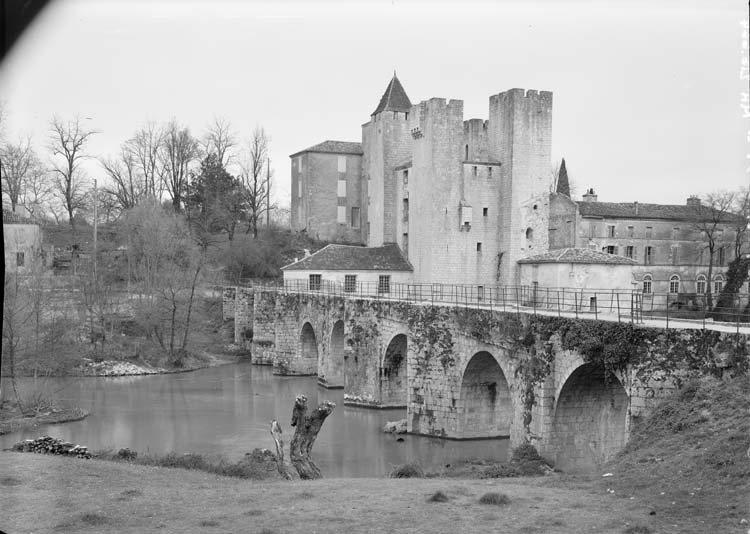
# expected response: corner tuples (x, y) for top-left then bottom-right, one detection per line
(226, 287), (749, 470)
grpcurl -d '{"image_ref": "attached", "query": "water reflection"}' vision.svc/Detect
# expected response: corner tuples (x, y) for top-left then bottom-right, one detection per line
(0, 363), (508, 477)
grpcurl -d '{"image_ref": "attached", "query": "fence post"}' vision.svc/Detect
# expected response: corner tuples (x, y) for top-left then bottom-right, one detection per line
(574, 291), (578, 319)
(557, 290), (561, 317)
(593, 292), (598, 320)
(616, 293), (621, 323)
(665, 293), (669, 329)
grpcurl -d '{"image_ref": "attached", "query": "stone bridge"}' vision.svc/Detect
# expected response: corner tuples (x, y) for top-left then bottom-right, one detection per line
(224, 286), (749, 469)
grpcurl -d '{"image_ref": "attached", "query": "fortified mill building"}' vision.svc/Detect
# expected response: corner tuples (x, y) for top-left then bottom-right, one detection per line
(290, 74), (552, 287)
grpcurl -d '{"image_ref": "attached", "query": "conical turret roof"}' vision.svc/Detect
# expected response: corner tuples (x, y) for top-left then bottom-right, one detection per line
(371, 74), (412, 116)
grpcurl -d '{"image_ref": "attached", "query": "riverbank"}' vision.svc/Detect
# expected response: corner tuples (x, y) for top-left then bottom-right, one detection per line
(1, 452), (663, 534)
(0, 403), (89, 436)
(76, 348), (243, 377)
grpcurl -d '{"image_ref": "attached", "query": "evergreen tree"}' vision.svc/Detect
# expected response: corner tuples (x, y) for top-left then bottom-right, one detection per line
(556, 158), (570, 197)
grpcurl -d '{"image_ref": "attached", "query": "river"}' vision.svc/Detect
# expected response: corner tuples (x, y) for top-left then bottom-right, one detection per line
(0, 363), (508, 477)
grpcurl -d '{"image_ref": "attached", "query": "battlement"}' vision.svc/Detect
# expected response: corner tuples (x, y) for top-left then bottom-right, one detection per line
(489, 88), (553, 108)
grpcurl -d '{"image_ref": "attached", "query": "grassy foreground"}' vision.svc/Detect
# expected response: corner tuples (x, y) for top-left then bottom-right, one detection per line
(1, 452), (661, 534)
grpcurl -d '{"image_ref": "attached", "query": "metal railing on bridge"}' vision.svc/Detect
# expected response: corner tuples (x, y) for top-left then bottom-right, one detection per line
(238, 278), (750, 332)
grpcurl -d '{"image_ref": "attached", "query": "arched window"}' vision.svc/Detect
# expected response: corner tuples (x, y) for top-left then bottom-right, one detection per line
(696, 274), (707, 295)
(669, 275), (680, 294)
(642, 274), (652, 294)
(713, 275), (724, 295)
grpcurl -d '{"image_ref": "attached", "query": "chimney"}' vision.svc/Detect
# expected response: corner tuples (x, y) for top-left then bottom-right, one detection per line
(634, 201), (639, 216)
(686, 196), (701, 207)
(582, 188), (598, 202)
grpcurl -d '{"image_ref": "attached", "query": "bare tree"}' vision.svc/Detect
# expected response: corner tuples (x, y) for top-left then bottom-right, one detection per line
(126, 122), (164, 198)
(1, 136), (37, 213)
(202, 116), (237, 170)
(732, 187), (750, 259)
(689, 191), (736, 309)
(239, 126), (269, 238)
(160, 120), (200, 212)
(100, 147), (144, 212)
(49, 116), (97, 229)
(19, 162), (54, 220)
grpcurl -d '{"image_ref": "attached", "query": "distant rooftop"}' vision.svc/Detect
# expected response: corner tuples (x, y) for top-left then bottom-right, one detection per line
(290, 140), (363, 158)
(372, 74), (412, 116)
(282, 243), (413, 271)
(518, 248), (637, 265)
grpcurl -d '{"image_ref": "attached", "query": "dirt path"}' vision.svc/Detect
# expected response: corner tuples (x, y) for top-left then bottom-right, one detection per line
(0, 452), (686, 534)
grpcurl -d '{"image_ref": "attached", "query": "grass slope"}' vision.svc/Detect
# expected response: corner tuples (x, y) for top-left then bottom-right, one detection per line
(594, 375), (750, 532)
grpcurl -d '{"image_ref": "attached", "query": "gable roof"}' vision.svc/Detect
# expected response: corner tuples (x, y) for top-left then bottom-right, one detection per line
(576, 201), (738, 222)
(289, 140), (363, 158)
(372, 74), (412, 116)
(518, 248), (637, 265)
(282, 243), (413, 271)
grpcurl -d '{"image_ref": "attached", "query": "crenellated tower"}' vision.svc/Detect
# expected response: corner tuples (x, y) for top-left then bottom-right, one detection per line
(488, 88), (553, 284)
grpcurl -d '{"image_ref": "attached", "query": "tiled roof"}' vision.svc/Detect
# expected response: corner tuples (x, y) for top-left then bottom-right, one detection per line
(518, 248), (637, 265)
(577, 201), (738, 222)
(372, 74), (412, 116)
(290, 140), (363, 158)
(282, 243), (413, 271)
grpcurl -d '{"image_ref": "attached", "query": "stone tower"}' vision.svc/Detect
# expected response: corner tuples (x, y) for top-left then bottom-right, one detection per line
(488, 89), (553, 284)
(361, 74), (413, 246)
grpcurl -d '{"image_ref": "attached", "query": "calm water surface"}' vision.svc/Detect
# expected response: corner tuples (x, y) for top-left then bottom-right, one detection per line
(0, 363), (508, 477)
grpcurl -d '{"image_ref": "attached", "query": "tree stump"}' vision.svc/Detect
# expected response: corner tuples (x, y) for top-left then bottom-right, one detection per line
(269, 420), (295, 480)
(288, 395), (335, 479)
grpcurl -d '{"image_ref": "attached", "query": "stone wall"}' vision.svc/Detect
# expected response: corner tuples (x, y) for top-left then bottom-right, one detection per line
(252, 289), (276, 365)
(222, 286), (236, 321)
(234, 287), (254, 350)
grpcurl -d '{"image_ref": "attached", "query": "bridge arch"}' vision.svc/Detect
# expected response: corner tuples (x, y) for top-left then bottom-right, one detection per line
(380, 333), (407, 406)
(551, 362), (629, 470)
(458, 350), (512, 438)
(300, 321), (319, 364)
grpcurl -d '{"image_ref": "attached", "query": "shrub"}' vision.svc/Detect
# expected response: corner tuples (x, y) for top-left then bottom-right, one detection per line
(389, 462), (424, 478)
(427, 491), (450, 503)
(478, 492), (510, 505)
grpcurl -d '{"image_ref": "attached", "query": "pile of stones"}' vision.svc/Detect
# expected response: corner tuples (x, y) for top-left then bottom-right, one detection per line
(12, 436), (92, 459)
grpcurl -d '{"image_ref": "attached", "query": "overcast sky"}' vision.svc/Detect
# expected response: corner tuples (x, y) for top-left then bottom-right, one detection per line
(0, 0), (748, 208)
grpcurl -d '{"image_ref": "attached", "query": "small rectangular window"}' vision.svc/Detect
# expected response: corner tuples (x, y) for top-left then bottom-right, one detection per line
(627, 225), (634, 238)
(351, 207), (360, 228)
(604, 245), (616, 255)
(718, 247), (725, 266)
(472, 166), (478, 176)
(337, 180), (346, 197)
(16, 252), (25, 267)
(607, 225), (615, 238)
(337, 155), (346, 172)
(344, 275), (357, 293)
(672, 246), (680, 265)
(403, 170), (408, 186)
(672, 227), (680, 239)
(487, 167), (492, 179)
(476, 242), (482, 252)
(483, 207), (488, 216)
(309, 274), (321, 291)
(625, 246), (634, 259)
(378, 275), (391, 294)
(403, 199), (409, 223)
(337, 206), (346, 223)
(644, 246), (653, 265)
(645, 226), (653, 239)
(402, 233), (408, 256)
